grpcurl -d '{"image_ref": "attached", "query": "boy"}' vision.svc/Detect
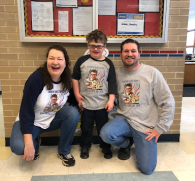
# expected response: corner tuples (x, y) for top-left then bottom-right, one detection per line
(72, 29), (117, 159)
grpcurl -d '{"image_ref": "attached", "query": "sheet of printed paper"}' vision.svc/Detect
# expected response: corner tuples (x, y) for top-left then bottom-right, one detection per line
(31, 1), (54, 31)
(73, 7), (93, 35)
(98, 0), (116, 15)
(56, 0), (77, 7)
(118, 13), (144, 35)
(58, 11), (69, 32)
(139, 0), (159, 12)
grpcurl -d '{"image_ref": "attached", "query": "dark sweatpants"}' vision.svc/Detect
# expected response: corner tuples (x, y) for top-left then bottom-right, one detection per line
(80, 108), (111, 149)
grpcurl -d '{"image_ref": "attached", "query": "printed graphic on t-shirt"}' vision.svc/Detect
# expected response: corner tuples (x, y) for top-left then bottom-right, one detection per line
(43, 90), (66, 113)
(85, 67), (105, 91)
(122, 80), (140, 106)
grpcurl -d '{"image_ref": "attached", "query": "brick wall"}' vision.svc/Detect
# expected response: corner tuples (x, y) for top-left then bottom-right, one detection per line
(0, 0), (189, 137)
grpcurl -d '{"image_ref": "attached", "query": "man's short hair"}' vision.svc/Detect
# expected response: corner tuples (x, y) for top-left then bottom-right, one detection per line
(90, 69), (98, 74)
(125, 83), (132, 88)
(86, 29), (107, 45)
(51, 94), (57, 98)
(120, 38), (140, 52)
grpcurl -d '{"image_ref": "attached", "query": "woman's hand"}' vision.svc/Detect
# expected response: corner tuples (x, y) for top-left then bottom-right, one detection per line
(23, 144), (35, 161)
(23, 134), (35, 161)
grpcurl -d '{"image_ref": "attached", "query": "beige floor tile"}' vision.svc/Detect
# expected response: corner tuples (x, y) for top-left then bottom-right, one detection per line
(0, 160), (6, 170)
(33, 146), (69, 176)
(68, 145), (103, 175)
(162, 153), (195, 171)
(155, 155), (171, 171)
(0, 153), (37, 177)
(101, 147), (139, 173)
(158, 142), (187, 158)
(0, 146), (12, 160)
(177, 133), (195, 154)
(0, 137), (5, 147)
(0, 176), (32, 181)
(173, 170), (195, 181)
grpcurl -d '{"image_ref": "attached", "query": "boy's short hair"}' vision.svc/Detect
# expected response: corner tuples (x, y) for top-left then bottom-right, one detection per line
(90, 69), (98, 74)
(126, 83), (132, 88)
(86, 29), (107, 44)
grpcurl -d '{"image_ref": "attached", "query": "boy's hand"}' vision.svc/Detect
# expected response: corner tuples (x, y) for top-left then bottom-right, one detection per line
(76, 94), (85, 111)
(105, 101), (114, 112)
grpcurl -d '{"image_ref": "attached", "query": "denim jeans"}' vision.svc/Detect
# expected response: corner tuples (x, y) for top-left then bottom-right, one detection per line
(10, 105), (79, 155)
(100, 116), (157, 175)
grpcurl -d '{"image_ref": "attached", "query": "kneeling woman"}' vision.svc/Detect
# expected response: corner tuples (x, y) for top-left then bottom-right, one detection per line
(10, 45), (79, 167)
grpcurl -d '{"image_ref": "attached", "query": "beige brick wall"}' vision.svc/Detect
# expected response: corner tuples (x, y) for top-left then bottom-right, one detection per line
(0, 0), (189, 137)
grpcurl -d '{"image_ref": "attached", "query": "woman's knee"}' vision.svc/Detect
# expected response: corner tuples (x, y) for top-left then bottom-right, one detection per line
(10, 140), (24, 155)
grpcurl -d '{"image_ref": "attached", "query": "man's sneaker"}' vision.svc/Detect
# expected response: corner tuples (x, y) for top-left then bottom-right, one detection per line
(80, 147), (90, 159)
(33, 151), (39, 160)
(118, 137), (134, 160)
(57, 153), (75, 167)
(102, 148), (112, 159)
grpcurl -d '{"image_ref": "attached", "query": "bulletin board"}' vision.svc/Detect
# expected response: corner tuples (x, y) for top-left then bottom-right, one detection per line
(17, 0), (170, 43)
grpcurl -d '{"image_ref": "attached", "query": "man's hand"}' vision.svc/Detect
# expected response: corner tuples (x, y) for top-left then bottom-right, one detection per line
(144, 129), (161, 143)
(105, 101), (114, 112)
(76, 94), (85, 111)
(22, 144), (35, 161)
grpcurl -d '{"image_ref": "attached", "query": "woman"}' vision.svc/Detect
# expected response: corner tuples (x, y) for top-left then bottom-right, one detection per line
(10, 45), (79, 167)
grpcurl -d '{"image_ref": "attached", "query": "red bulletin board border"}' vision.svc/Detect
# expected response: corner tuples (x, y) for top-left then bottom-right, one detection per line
(98, 0), (163, 38)
(24, 0), (93, 37)
(24, 0), (163, 38)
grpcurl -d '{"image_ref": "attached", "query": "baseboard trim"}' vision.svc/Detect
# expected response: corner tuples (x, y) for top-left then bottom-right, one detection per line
(5, 134), (180, 146)
(183, 84), (195, 87)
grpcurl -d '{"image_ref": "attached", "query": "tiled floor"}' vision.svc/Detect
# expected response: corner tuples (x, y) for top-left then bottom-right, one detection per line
(0, 97), (195, 181)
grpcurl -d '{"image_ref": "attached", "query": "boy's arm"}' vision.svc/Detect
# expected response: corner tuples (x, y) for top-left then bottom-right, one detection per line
(105, 94), (115, 112)
(72, 79), (85, 110)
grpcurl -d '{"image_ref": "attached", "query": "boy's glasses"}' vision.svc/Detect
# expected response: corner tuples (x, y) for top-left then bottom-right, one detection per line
(89, 45), (104, 49)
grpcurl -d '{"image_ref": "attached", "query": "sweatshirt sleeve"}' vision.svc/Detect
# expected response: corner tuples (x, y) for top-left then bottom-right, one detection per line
(106, 58), (117, 95)
(19, 70), (45, 134)
(153, 70), (175, 134)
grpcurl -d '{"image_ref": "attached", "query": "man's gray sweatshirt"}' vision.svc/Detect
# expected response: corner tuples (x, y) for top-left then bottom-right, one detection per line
(116, 64), (175, 134)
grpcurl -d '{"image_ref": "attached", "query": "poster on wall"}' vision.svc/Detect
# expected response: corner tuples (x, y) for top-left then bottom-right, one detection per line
(73, 7), (93, 35)
(56, 0), (78, 7)
(98, 0), (116, 15)
(31, 1), (54, 31)
(58, 11), (69, 32)
(139, 0), (160, 12)
(117, 13), (145, 35)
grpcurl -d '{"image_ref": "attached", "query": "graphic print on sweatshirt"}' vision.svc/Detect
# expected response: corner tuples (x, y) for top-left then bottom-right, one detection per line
(85, 66), (106, 92)
(43, 90), (67, 113)
(122, 80), (140, 107)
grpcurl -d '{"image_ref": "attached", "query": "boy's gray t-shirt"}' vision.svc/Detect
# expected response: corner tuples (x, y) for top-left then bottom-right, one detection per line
(72, 55), (117, 110)
(116, 64), (175, 134)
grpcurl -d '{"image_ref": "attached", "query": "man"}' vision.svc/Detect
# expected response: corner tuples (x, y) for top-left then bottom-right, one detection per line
(86, 69), (102, 90)
(123, 83), (139, 104)
(100, 38), (175, 175)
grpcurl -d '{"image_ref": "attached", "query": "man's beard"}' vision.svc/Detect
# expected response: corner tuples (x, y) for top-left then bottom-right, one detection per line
(123, 57), (138, 68)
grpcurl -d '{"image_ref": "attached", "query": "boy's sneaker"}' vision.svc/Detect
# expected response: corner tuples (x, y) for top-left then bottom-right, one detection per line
(33, 151), (39, 160)
(57, 153), (75, 167)
(102, 148), (112, 159)
(80, 147), (90, 159)
(118, 137), (134, 160)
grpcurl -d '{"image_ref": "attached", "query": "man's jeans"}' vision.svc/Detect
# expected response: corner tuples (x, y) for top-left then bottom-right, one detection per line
(10, 105), (79, 155)
(100, 116), (157, 175)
